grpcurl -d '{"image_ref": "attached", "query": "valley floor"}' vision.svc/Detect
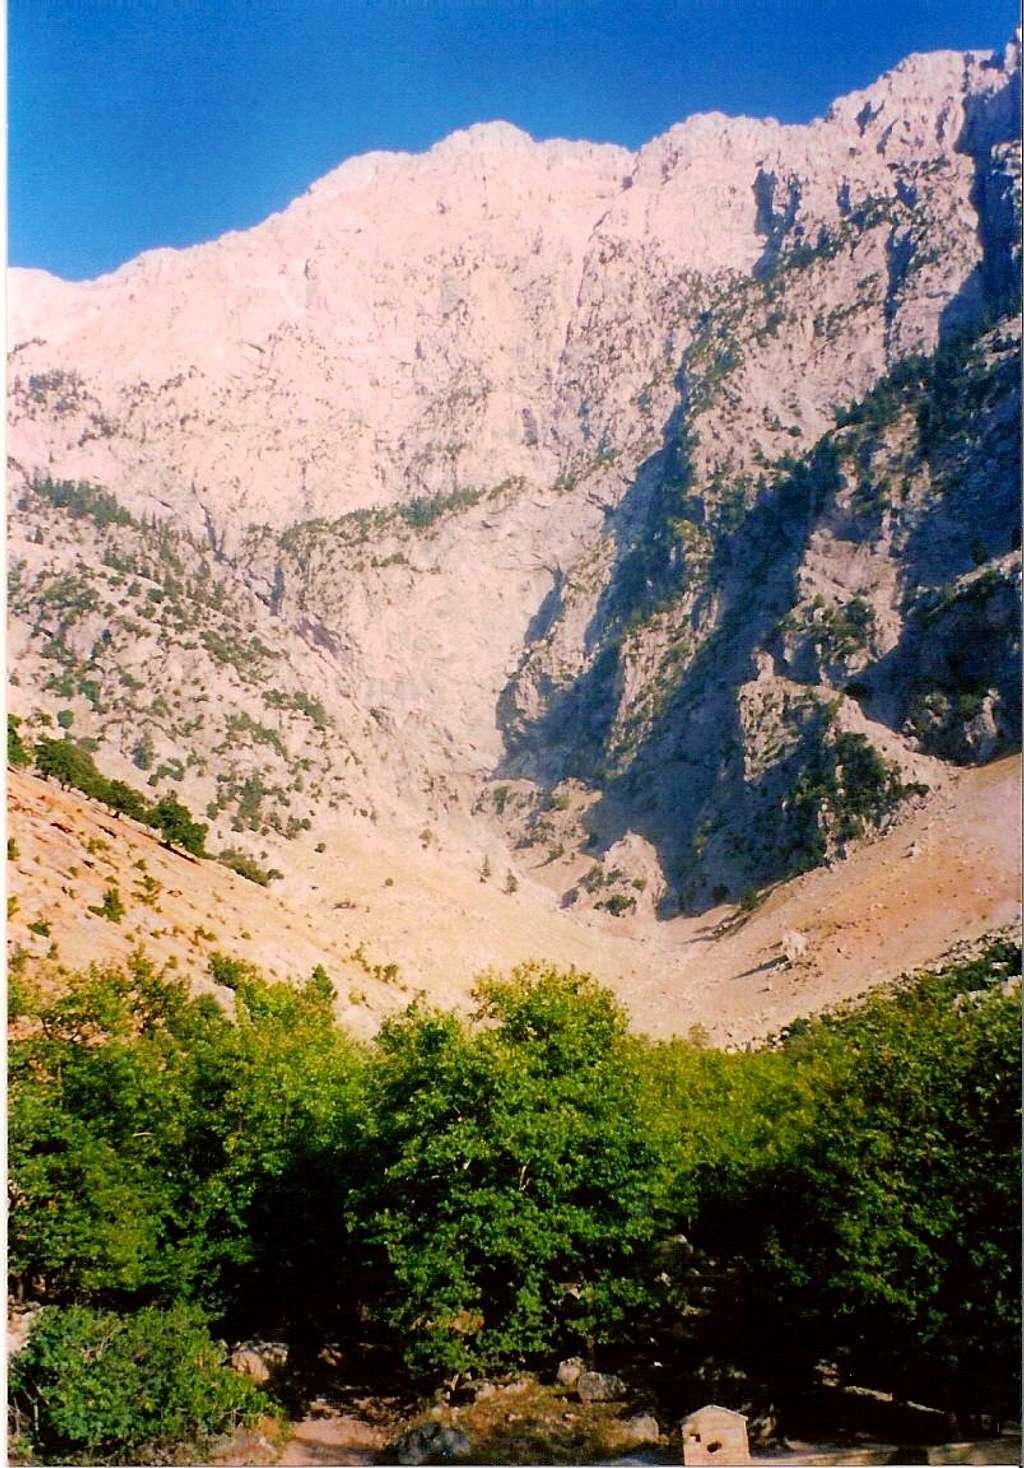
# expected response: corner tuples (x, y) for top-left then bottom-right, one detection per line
(7, 752), (1020, 1044)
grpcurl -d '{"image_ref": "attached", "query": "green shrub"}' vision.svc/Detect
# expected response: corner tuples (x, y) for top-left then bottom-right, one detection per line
(9, 1303), (269, 1464)
(88, 886), (125, 923)
(151, 796), (208, 856)
(34, 737), (103, 797)
(7, 714), (32, 768)
(9, 954), (366, 1320)
(218, 848), (273, 885)
(133, 733), (154, 771)
(208, 950), (260, 988)
(103, 779), (152, 823)
(740, 955), (1023, 1418)
(598, 891), (636, 916)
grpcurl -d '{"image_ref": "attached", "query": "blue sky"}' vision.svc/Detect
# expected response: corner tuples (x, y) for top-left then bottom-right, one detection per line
(10, 0), (1018, 280)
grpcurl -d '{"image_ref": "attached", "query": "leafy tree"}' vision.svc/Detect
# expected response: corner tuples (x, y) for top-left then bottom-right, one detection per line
(34, 737), (103, 797)
(6, 936), (1019, 1434)
(352, 965), (666, 1376)
(9, 1303), (268, 1464)
(103, 780), (152, 823)
(9, 956), (366, 1334)
(150, 795), (208, 856)
(713, 953), (1022, 1425)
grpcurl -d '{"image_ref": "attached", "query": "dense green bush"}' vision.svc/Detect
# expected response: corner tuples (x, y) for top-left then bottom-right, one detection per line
(7, 944), (1020, 1451)
(150, 795), (208, 856)
(748, 952), (1022, 1419)
(353, 966), (665, 1376)
(9, 954), (365, 1319)
(9, 1303), (268, 1464)
(34, 736), (104, 795)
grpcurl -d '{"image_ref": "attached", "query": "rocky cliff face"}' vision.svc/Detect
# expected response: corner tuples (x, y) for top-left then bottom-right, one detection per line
(7, 37), (1021, 920)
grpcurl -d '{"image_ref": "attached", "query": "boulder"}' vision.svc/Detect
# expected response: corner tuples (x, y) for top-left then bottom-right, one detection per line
(616, 1413), (661, 1446)
(556, 1357), (587, 1388)
(577, 1370), (627, 1402)
(6, 1308), (40, 1360)
(229, 1339), (289, 1384)
(392, 1422), (472, 1465)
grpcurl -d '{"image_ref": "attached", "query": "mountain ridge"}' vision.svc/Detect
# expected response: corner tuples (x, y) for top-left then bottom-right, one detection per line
(7, 35), (1021, 1014)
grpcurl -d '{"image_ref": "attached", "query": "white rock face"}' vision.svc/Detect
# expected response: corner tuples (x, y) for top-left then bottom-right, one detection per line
(6, 39), (1021, 914)
(7, 41), (1019, 539)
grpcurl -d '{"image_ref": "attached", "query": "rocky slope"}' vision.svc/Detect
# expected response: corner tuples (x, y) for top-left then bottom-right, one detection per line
(8, 753), (1018, 1047)
(7, 36), (1021, 987)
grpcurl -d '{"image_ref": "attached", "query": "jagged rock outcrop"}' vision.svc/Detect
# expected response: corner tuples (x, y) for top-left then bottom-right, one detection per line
(7, 37), (1021, 916)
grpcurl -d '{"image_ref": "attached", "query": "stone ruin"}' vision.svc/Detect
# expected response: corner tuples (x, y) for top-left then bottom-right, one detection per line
(681, 1404), (750, 1465)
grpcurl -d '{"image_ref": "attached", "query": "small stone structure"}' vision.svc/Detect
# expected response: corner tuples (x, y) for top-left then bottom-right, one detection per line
(681, 1404), (750, 1465)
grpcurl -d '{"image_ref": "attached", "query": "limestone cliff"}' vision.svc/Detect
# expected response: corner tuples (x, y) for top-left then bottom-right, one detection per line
(7, 36), (1021, 921)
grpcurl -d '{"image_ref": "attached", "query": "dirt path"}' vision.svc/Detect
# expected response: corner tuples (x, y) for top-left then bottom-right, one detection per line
(274, 1414), (383, 1466)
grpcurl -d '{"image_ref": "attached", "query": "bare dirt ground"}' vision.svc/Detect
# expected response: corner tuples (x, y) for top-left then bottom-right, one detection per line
(6, 752), (1020, 1043)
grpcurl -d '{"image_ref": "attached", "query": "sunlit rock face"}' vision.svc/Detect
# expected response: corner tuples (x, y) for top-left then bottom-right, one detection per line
(7, 37), (1021, 913)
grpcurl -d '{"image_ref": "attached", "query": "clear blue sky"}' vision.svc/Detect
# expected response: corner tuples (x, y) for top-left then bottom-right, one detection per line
(9, 0), (1018, 280)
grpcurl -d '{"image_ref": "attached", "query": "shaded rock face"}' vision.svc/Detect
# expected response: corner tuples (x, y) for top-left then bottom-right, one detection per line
(7, 40), (1021, 917)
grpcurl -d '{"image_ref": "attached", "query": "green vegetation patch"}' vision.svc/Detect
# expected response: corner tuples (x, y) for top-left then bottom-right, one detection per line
(29, 476), (135, 530)
(6, 934), (1019, 1454)
(9, 1303), (269, 1465)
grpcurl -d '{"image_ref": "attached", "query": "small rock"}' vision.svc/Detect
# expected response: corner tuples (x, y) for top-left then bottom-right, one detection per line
(577, 1370), (627, 1403)
(393, 1422), (472, 1466)
(556, 1356), (587, 1388)
(471, 1380), (496, 1402)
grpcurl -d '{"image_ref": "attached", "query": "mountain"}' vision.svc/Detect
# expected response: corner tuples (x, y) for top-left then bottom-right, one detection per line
(7, 36), (1021, 1023)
